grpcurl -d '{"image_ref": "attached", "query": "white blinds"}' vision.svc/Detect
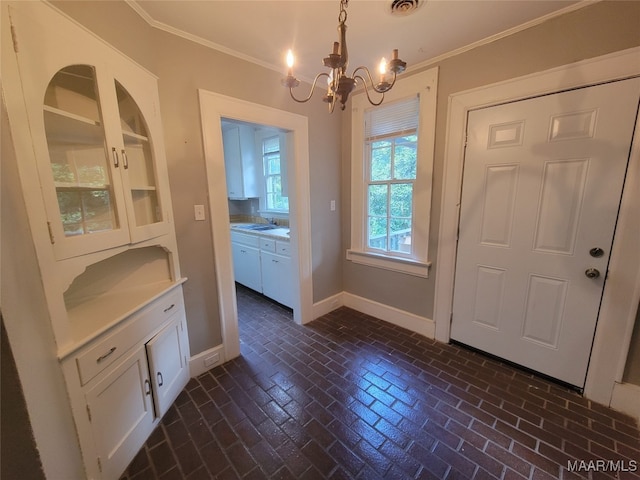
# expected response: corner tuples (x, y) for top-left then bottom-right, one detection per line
(364, 95), (419, 142)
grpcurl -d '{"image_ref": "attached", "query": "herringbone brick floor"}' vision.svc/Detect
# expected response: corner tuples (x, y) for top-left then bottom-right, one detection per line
(120, 285), (640, 479)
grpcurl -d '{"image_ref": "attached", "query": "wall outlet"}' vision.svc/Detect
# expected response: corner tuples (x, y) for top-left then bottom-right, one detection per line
(194, 204), (205, 221)
(204, 352), (220, 368)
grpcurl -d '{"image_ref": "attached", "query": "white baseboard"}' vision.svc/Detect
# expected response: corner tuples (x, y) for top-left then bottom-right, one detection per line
(189, 344), (226, 377)
(343, 292), (435, 339)
(312, 292), (344, 319)
(610, 382), (640, 424)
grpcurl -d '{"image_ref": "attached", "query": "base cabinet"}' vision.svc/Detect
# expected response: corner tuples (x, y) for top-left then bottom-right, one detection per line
(85, 347), (155, 480)
(261, 251), (293, 308)
(70, 290), (190, 479)
(231, 241), (262, 292)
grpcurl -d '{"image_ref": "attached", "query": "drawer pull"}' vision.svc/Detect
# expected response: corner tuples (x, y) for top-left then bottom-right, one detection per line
(157, 372), (164, 387)
(144, 379), (151, 395)
(163, 304), (175, 313)
(96, 347), (116, 363)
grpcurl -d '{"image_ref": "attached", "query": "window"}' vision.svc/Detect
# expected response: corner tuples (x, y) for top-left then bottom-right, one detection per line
(366, 98), (419, 255)
(348, 67), (438, 277)
(262, 135), (289, 212)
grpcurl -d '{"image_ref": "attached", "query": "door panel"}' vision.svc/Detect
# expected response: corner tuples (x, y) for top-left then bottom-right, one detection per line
(451, 78), (640, 387)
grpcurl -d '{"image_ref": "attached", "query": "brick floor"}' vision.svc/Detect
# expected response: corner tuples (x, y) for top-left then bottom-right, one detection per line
(120, 285), (640, 479)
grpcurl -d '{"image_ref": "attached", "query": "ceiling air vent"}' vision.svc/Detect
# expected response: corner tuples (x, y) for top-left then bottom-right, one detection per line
(389, 0), (421, 16)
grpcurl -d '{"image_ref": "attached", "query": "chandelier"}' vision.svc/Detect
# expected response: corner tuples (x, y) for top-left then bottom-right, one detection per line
(282, 0), (407, 113)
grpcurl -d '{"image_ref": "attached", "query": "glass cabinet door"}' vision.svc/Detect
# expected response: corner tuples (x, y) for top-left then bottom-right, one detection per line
(115, 81), (163, 229)
(43, 65), (123, 239)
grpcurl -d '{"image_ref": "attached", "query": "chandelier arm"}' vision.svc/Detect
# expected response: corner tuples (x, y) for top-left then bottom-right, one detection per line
(353, 75), (384, 107)
(288, 72), (332, 103)
(353, 72), (385, 106)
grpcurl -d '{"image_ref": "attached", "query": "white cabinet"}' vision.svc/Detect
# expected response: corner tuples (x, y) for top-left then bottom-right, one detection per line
(231, 232), (262, 291)
(10, 6), (172, 260)
(261, 250), (294, 308)
(73, 289), (189, 480)
(3, 3), (189, 480)
(223, 124), (260, 199)
(231, 230), (293, 308)
(85, 346), (154, 480)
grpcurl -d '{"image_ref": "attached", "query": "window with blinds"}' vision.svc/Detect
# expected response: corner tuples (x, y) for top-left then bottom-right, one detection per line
(364, 96), (419, 255)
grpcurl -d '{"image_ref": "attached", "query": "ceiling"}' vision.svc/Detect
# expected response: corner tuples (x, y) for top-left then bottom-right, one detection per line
(129, 0), (584, 83)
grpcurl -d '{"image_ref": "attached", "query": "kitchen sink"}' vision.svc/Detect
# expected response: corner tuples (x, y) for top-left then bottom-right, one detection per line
(234, 224), (278, 231)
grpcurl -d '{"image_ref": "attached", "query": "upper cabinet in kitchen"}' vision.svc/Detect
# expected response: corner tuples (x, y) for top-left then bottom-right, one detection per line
(222, 123), (260, 199)
(9, 4), (171, 260)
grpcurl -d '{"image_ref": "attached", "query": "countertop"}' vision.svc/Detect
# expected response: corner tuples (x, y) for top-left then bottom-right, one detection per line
(230, 223), (290, 241)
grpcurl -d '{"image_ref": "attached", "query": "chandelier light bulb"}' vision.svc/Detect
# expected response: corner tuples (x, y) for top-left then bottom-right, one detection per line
(379, 58), (388, 82)
(286, 50), (295, 74)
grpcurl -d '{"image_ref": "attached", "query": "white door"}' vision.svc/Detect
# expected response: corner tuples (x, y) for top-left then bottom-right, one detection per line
(451, 78), (640, 388)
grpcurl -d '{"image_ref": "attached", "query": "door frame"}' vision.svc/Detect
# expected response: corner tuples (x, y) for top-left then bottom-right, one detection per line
(434, 47), (640, 405)
(198, 90), (313, 362)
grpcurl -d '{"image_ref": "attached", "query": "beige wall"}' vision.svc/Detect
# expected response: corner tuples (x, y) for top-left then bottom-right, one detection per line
(52, 1), (343, 356)
(623, 305), (640, 386)
(342, 0), (640, 319)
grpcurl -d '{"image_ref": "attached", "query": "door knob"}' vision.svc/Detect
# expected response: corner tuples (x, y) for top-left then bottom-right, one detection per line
(585, 268), (600, 279)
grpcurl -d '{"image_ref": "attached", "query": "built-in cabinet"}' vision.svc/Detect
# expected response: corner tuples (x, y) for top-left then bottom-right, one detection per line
(231, 230), (293, 308)
(222, 124), (260, 199)
(3, 3), (190, 479)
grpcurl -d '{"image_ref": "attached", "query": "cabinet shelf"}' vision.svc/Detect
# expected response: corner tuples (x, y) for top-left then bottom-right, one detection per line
(54, 182), (111, 191)
(122, 130), (149, 143)
(44, 105), (104, 145)
(64, 279), (184, 355)
(131, 185), (157, 191)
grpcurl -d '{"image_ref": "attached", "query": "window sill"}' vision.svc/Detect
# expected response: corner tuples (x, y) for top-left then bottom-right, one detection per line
(346, 249), (431, 278)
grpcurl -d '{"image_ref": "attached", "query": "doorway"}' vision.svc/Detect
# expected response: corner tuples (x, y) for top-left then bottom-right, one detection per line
(198, 90), (313, 363)
(451, 78), (640, 388)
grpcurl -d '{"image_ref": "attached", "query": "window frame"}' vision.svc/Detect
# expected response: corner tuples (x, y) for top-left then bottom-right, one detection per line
(347, 67), (438, 277)
(256, 130), (290, 217)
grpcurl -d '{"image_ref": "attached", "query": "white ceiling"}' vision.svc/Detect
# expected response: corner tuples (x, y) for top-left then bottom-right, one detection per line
(129, 0), (584, 83)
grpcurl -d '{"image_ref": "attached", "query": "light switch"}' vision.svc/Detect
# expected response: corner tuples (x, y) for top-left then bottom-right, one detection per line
(330, 200), (336, 211)
(194, 204), (205, 221)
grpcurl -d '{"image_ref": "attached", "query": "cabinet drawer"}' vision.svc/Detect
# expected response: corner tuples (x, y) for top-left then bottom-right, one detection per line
(231, 231), (260, 247)
(276, 241), (290, 256)
(76, 289), (184, 385)
(259, 238), (276, 252)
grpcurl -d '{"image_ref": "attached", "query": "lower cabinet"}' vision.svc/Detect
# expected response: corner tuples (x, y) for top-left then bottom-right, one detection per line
(231, 241), (262, 292)
(85, 346), (155, 480)
(261, 251), (293, 308)
(67, 288), (190, 479)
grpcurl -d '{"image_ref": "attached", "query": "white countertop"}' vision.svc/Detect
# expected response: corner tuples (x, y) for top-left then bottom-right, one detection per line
(230, 223), (290, 241)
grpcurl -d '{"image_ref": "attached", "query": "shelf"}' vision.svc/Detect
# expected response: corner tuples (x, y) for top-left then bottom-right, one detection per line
(44, 105), (105, 145)
(62, 279), (186, 359)
(122, 130), (149, 143)
(130, 186), (157, 191)
(55, 182), (111, 191)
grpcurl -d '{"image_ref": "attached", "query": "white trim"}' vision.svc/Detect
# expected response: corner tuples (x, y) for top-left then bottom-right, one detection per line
(189, 344), (226, 378)
(435, 47), (640, 406)
(346, 249), (431, 278)
(344, 292), (435, 339)
(198, 90), (314, 362)
(610, 383), (640, 423)
(312, 292), (345, 320)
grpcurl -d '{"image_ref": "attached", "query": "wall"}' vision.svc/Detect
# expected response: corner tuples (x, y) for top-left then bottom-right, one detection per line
(52, 1), (343, 357)
(623, 304), (640, 386)
(342, 0), (640, 321)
